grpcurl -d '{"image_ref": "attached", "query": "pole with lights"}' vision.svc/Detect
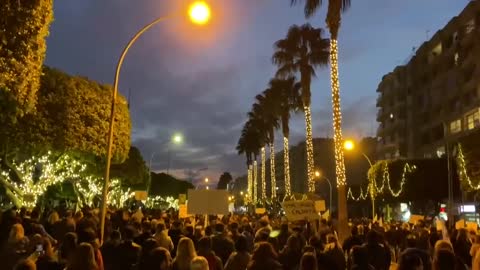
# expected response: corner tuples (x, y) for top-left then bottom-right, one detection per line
(99, 2), (211, 243)
(315, 170), (332, 213)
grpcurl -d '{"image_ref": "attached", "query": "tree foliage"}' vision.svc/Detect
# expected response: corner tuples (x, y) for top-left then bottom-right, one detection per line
(0, 0), (54, 121)
(3, 66), (131, 163)
(217, 172), (233, 190)
(111, 146), (149, 189)
(149, 173), (194, 197)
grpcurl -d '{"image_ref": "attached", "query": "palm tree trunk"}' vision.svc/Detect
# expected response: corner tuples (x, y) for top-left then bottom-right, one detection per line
(283, 136), (291, 198)
(261, 147), (266, 201)
(303, 105), (315, 193)
(329, 37), (349, 240)
(253, 159), (258, 204)
(247, 165), (252, 203)
(270, 142), (277, 199)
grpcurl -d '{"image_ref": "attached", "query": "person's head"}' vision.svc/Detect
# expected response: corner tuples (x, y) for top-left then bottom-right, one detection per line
(185, 225), (194, 236)
(190, 256), (209, 270)
(309, 235), (324, 252)
(351, 225), (358, 236)
(280, 223), (289, 233)
(326, 234), (338, 245)
(366, 230), (379, 245)
(67, 243), (98, 270)
(146, 247), (172, 270)
(229, 222), (239, 232)
(123, 226), (136, 241)
(286, 234), (301, 251)
(176, 237), (197, 260)
(398, 252), (423, 270)
(197, 236), (212, 252)
(14, 259), (36, 270)
(60, 232), (78, 260)
(457, 228), (469, 242)
(156, 222), (166, 234)
(350, 246), (369, 267)
(30, 209), (40, 221)
(235, 235), (248, 253)
(110, 230), (121, 242)
(142, 238), (160, 257)
(299, 252), (317, 270)
(9, 223), (25, 243)
(252, 242), (277, 261)
(434, 240), (453, 253)
(39, 237), (55, 258)
(142, 220), (152, 234)
(215, 223), (225, 234)
(406, 234), (417, 248)
(48, 211), (60, 225)
(433, 249), (456, 270)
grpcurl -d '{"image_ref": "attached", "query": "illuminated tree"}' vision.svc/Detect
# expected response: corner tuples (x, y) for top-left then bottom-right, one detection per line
(291, 0), (351, 239)
(272, 24), (330, 192)
(266, 77), (302, 198)
(0, 152), (87, 208)
(0, 0), (53, 121)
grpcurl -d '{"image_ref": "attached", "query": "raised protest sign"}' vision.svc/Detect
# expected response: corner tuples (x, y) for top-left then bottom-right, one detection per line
(134, 191), (147, 201)
(187, 189), (229, 215)
(314, 200), (326, 212)
(282, 200), (319, 221)
(255, 208), (266, 214)
(456, 219), (466, 230)
(179, 204), (192, 218)
(409, 215), (424, 225)
(467, 222), (478, 232)
(179, 194), (187, 205)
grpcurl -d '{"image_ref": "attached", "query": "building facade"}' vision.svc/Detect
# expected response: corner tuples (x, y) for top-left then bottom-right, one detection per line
(376, 1), (480, 159)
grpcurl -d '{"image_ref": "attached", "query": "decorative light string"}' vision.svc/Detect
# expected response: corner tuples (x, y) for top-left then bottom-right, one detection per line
(329, 39), (347, 187)
(270, 143), (277, 199)
(456, 144), (480, 190)
(304, 105), (316, 192)
(253, 160), (258, 203)
(261, 147), (266, 201)
(283, 136), (291, 198)
(145, 196), (179, 209)
(247, 165), (252, 202)
(347, 186), (369, 201)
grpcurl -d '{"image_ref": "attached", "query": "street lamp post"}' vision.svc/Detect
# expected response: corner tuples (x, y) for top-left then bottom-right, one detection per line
(99, 2), (211, 243)
(343, 139), (375, 218)
(315, 171), (332, 213)
(148, 134), (183, 191)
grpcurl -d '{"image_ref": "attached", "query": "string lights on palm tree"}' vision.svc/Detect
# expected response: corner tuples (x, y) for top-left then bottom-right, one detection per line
(272, 24), (329, 193)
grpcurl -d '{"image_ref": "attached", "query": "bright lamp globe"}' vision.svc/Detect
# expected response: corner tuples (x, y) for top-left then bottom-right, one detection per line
(189, 2), (211, 25)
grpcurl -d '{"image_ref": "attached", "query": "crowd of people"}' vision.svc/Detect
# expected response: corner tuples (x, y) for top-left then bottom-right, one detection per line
(1, 206), (480, 270)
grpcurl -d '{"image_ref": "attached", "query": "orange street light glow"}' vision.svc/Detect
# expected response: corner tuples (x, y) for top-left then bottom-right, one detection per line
(189, 2), (211, 25)
(344, 140), (355, 151)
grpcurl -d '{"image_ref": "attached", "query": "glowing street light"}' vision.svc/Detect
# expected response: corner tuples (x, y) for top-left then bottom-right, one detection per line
(206, 186), (209, 190)
(343, 140), (355, 151)
(188, 1), (211, 25)
(100, 1), (212, 244)
(240, 191), (244, 195)
(172, 133), (183, 144)
(315, 171), (321, 178)
(205, 177), (209, 183)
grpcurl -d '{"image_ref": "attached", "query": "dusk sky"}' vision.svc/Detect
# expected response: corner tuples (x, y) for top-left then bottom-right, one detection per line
(45, 0), (469, 184)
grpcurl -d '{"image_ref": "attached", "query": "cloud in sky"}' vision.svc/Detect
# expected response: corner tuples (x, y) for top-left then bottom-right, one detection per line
(45, 0), (469, 183)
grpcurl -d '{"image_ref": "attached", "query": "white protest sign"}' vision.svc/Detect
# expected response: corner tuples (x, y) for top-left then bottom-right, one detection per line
(282, 200), (319, 221)
(187, 189), (229, 215)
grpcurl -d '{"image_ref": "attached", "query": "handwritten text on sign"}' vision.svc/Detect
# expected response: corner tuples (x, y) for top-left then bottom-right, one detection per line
(282, 200), (319, 221)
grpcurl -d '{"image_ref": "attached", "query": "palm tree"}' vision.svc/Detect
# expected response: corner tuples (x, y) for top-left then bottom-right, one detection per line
(265, 77), (302, 199)
(250, 95), (279, 200)
(290, 0), (351, 239)
(237, 120), (262, 202)
(272, 24), (329, 193)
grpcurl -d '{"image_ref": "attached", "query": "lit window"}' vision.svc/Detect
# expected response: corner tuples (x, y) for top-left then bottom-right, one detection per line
(466, 111), (480, 130)
(450, 119), (462, 134)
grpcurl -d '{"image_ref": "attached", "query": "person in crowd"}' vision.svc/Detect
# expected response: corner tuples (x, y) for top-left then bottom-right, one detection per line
(397, 252), (424, 270)
(52, 211), (75, 244)
(401, 234), (432, 270)
(35, 237), (63, 270)
(225, 235), (251, 270)
(77, 227), (104, 270)
(432, 249), (460, 270)
(349, 245), (375, 270)
(101, 230), (122, 270)
(141, 247), (172, 270)
(135, 220), (153, 247)
(277, 223), (291, 250)
(58, 232), (77, 264)
(228, 223), (241, 244)
(170, 221), (185, 256)
(116, 226), (142, 270)
(156, 222), (175, 252)
(197, 236), (223, 270)
(343, 225), (364, 254)
(1, 223), (30, 270)
(185, 225), (198, 247)
(324, 233), (346, 270)
(14, 259), (37, 270)
(247, 242), (282, 270)
(279, 234), (302, 270)
(241, 223), (255, 253)
(191, 256), (210, 270)
(299, 252), (317, 270)
(44, 211), (59, 236)
(211, 223), (235, 265)
(66, 242), (99, 270)
(173, 237), (197, 270)
(364, 230), (391, 270)
(454, 228), (472, 267)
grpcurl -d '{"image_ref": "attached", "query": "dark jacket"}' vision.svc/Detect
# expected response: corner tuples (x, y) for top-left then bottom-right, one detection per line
(212, 234), (235, 265)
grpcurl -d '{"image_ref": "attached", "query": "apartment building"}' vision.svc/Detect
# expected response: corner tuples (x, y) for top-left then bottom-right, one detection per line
(376, 1), (480, 159)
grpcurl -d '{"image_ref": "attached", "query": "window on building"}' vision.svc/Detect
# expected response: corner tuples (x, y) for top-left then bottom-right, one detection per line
(450, 119), (462, 134)
(466, 19), (475, 34)
(466, 110), (480, 130)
